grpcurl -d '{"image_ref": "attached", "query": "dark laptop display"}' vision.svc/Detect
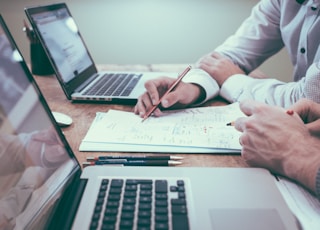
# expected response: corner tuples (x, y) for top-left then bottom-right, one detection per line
(0, 15), (80, 229)
(25, 3), (176, 103)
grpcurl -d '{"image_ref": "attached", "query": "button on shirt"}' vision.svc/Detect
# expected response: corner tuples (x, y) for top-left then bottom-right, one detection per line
(185, 0), (320, 107)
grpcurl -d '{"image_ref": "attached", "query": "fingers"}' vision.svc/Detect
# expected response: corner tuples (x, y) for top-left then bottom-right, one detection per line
(233, 100), (259, 132)
(289, 98), (320, 122)
(134, 77), (176, 117)
(197, 52), (245, 86)
(210, 52), (223, 59)
(196, 52), (221, 72)
(234, 117), (247, 133)
(238, 99), (263, 116)
(144, 78), (166, 104)
(306, 120), (320, 136)
(134, 76), (203, 118)
(288, 98), (313, 119)
(31, 128), (59, 144)
(134, 92), (152, 117)
(288, 98), (320, 135)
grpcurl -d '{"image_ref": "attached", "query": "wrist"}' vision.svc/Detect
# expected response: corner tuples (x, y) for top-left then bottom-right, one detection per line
(190, 83), (206, 105)
(285, 137), (320, 193)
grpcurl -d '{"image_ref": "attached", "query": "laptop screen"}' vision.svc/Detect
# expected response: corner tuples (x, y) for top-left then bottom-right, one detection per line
(27, 7), (93, 83)
(0, 15), (79, 229)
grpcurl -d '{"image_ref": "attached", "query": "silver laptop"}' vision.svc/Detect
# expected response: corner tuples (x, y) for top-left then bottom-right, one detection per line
(0, 15), (300, 230)
(24, 3), (176, 104)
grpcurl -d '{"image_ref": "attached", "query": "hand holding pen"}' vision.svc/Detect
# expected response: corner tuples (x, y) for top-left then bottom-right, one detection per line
(141, 65), (192, 122)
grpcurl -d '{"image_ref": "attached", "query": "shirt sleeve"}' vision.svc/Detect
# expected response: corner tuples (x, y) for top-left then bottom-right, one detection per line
(182, 68), (220, 104)
(214, 0), (284, 73)
(220, 62), (320, 107)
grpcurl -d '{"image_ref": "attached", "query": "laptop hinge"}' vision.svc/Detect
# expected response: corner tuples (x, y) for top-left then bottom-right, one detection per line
(47, 177), (88, 230)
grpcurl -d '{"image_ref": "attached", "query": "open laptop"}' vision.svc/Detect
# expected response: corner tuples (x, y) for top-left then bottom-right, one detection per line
(24, 3), (177, 104)
(0, 15), (300, 230)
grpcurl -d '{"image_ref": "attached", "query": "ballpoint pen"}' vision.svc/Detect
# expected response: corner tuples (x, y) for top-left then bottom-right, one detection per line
(86, 155), (184, 161)
(83, 160), (182, 167)
(226, 121), (235, 126)
(142, 65), (192, 122)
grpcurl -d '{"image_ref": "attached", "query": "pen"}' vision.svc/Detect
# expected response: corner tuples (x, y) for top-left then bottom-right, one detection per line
(83, 160), (182, 167)
(226, 121), (235, 126)
(142, 65), (192, 122)
(86, 155), (183, 161)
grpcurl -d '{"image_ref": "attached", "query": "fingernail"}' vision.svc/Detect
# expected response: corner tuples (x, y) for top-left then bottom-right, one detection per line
(162, 99), (169, 107)
(286, 110), (294, 115)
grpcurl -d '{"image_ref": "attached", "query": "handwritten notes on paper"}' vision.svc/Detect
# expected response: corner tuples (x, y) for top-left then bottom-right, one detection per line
(80, 103), (245, 153)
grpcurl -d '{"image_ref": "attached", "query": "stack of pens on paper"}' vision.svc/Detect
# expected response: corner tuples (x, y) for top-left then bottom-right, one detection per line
(82, 155), (183, 167)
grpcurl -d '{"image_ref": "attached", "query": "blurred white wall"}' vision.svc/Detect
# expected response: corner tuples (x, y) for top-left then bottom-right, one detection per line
(0, 0), (293, 82)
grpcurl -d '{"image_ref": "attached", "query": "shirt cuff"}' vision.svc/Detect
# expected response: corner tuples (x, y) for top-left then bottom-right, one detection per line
(220, 74), (255, 102)
(182, 68), (219, 104)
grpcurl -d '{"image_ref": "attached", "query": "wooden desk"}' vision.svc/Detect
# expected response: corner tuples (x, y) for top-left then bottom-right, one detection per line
(34, 64), (248, 168)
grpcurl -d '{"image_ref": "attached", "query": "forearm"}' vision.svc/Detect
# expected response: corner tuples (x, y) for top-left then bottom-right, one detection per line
(220, 71), (320, 107)
(283, 139), (320, 196)
(214, 0), (283, 73)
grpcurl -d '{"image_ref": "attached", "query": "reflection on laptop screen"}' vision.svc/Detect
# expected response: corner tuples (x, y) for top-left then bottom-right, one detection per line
(0, 17), (78, 229)
(30, 8), (93, 83)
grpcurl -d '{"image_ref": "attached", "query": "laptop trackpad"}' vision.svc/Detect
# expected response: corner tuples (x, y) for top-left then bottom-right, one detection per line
(209, 209), (285, 230)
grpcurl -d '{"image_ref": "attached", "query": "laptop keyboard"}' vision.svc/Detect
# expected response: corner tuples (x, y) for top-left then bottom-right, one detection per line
(90, 178), (190, 230)
(84, 73), (142, 97)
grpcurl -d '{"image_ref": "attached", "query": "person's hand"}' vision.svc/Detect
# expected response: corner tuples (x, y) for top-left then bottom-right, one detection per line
(196, 52), (245, 86)
(289, 98), (320, 136)
(134, 77), (204, 118)
(26, 127), (68, 168)
(234, 99), (320, 193)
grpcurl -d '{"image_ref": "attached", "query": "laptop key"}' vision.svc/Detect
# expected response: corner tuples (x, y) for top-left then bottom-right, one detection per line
(138, 217), (151, 227)
(111, 179), (124, 187)
(120, 74), (142, 96)
(102, 215), (117, 224)
(171, 199), (186, 206)
(112, 76), (132, 96)
(104, 208), (118, 216)
(155, 180), (168, 193)
(119, 219), (134, 229)
(155, 222), (169, 230)
(155, 215), (168, 223)
(121, 212), (135, 220)
(90, 178), (189, 229)
(172, 214), (189, 230)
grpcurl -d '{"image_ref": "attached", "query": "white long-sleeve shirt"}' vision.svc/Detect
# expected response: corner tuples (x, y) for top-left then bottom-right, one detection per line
(184, 0), (320, 107)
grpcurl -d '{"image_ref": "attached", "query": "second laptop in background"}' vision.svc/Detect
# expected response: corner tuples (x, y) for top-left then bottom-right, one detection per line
(25, 3), (177, 103)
